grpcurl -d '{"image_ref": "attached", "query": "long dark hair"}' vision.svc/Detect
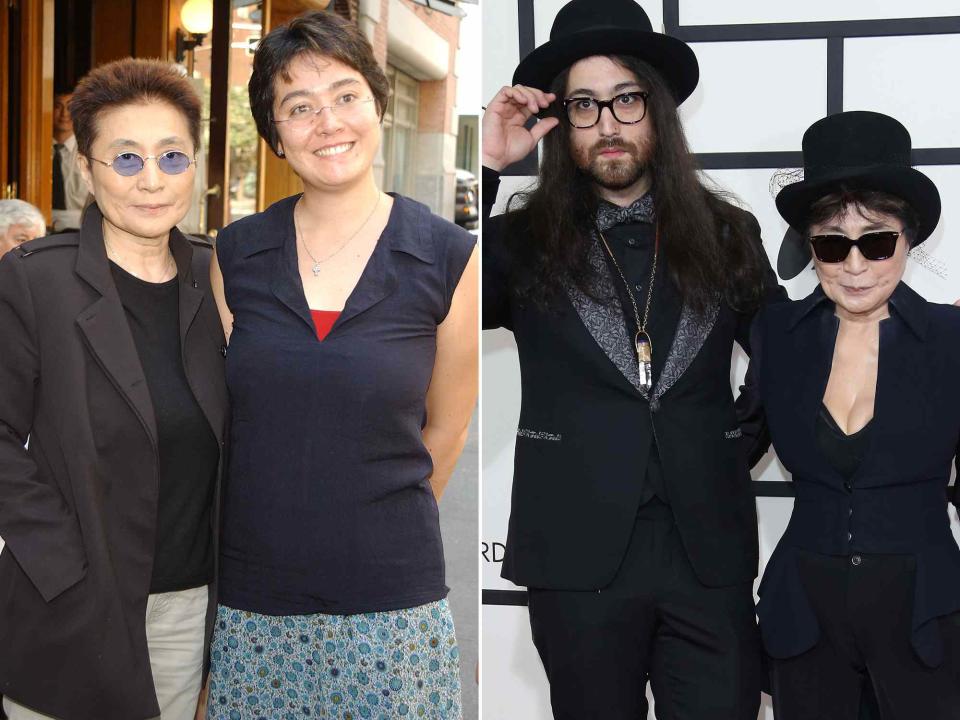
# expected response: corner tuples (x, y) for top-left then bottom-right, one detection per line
(505, 56), (768, 314)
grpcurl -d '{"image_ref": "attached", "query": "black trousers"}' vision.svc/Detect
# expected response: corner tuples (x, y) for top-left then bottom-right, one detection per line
(771, 551), (960, 720)
(527, 499), (762, 720)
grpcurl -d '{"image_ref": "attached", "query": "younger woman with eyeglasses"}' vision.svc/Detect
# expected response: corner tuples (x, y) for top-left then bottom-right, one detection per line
(0, 59), (227, 720)
(740, 111), (960, 719)
(204, 11), (477, 720)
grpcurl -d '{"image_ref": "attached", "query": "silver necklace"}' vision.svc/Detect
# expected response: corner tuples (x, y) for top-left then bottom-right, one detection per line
(296, 192), (382, 278)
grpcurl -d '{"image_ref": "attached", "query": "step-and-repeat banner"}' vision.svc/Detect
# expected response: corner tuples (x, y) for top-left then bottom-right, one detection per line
(481, 2), (960, 717)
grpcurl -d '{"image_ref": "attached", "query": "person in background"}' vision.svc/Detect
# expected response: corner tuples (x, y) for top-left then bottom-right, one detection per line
(0, 58), (227, 720)
(51, 87), (89, 231)
(204, 10), (477, 720)
(0, 199), (46, 256)
(744, 111), (960, 720)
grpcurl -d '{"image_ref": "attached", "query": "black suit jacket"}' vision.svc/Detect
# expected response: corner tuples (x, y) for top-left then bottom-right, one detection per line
(748, 283), (960, 668)
(483, 168), (784, 589)
(0, 206), (228, 720)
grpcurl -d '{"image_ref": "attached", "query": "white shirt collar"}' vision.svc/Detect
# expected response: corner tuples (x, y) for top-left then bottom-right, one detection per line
(55, 134), (77, 152)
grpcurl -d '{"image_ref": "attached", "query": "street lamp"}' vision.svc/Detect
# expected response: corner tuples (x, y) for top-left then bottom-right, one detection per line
(176, 0), (214, 71)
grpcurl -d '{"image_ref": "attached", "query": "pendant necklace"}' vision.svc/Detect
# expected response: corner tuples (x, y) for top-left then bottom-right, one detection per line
(597, 225), (659, 394)
(296, 192), (382, 278)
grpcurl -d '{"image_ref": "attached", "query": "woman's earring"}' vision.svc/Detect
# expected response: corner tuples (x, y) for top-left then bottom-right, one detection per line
(277, 149), (285, 158)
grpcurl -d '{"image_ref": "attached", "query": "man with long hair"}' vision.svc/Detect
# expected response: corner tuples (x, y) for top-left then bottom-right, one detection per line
(482, 1), (783, 717)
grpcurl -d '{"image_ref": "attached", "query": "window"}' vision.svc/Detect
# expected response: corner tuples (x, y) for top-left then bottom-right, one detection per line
(382, 66), (419, 197)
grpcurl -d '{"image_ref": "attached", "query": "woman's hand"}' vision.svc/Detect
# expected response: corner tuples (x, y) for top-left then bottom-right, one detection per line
(194, 675), (209, 720)
(481, 85), (560, 172)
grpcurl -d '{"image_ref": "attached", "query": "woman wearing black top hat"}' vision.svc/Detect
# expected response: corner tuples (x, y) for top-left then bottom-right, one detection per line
(741, 110), (960, 719)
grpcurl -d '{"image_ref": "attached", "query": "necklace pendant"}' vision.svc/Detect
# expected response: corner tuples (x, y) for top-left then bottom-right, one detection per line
(636, 331), (653, 393)
(311, 262), (322, 277)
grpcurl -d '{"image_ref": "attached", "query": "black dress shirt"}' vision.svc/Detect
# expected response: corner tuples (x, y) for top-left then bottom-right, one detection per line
(601, 220), (682, 504)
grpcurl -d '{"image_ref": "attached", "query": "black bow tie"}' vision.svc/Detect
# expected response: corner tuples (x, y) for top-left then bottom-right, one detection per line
(595, 194), (656, 231)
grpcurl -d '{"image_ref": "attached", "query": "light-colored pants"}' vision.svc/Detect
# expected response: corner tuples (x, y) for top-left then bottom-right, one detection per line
(3, 584), (208, 720)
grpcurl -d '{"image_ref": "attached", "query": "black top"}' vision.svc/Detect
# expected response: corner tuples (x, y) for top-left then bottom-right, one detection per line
(816, 404), (873, 481)
(111, 262), (218, 592)
(215, 194), (475, 615)
(600, 220), (680, 505)
(748, 282), (960, 668)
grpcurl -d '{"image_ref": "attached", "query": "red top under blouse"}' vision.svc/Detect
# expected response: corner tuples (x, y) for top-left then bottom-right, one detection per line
(309, 310), (340, 341)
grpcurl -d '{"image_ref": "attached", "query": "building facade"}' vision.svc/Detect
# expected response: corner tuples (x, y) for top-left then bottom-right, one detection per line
(0, 0), (473, 232)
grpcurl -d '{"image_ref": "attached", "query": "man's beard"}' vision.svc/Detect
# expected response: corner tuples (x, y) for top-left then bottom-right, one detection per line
(574, 138), (651, 191)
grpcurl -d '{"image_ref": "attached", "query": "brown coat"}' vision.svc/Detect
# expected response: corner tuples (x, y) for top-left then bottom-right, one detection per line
(0, 205), (227, 720)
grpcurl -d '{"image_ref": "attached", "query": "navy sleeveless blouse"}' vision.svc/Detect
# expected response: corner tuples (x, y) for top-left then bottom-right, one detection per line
(216, 193), (475, 615)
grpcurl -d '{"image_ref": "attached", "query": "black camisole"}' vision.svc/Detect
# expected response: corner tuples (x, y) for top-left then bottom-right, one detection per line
(816, 403), (873, 480)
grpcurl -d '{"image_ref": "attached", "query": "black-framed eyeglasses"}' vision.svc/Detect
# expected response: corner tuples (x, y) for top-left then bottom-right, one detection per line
(87, 151), (196, 177)
(809, 230), (902, 263)
(561, 91), (649, 129)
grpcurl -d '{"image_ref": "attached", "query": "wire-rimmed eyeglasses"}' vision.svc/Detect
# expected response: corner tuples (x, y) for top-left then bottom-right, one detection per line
(561, 91), (649, 129)
(87, 151), (196, 176)
(273, 95), (376, 130)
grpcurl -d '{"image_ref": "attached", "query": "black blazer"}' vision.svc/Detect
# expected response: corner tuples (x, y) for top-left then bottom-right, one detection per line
(0, 206), (228, 720)
(747, 282), (960, 668)
(483, 169), (784, 589)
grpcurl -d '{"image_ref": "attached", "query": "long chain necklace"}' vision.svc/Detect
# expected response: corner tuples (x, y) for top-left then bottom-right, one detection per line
(296, 192), (382, 278)
(597, 225), (659, 393)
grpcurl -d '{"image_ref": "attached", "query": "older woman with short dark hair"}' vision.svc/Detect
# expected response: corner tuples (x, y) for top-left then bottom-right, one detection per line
(745, 111), (960, 720)
(0, 58), (227, 720)
(206, 10), (477, 720)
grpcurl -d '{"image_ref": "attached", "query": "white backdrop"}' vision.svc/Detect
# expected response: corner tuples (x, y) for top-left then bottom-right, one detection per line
(480, 2), (960, 718)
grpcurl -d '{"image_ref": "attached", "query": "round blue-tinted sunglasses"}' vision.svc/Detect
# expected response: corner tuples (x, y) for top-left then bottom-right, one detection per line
(88, 150), (195, 177)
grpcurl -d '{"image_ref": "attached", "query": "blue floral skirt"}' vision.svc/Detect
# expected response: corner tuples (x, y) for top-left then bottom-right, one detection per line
(206, 599), (461, 720)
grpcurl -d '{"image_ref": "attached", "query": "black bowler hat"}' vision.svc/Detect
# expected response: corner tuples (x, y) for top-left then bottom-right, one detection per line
(776, 111), (941, 280)
(511, 0), (699, 104)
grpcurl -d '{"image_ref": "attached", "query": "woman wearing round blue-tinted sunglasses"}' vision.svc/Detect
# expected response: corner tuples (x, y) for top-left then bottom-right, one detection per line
(0, 58), (227, 720)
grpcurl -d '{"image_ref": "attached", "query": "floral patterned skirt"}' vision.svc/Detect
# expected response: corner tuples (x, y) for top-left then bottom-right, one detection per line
(207, 599), (462, 720)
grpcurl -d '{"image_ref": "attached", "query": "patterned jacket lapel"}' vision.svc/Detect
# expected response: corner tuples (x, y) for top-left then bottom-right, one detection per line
(565, 237), (649, 398)
(565, 233), (721, 404)
(652, 294), (720, 403)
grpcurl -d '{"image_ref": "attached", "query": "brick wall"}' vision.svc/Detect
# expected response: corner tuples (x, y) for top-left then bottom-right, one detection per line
(371, 0), (390, 67)
(402, 0), (459, 43)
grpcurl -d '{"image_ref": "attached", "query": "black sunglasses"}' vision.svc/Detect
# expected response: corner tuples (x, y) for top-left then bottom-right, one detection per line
(809, 230), (902, 263)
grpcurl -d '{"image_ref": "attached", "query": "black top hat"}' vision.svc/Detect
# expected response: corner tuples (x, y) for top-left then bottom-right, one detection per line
(512, 0), (699, 104)
(776, 111), (941, 280)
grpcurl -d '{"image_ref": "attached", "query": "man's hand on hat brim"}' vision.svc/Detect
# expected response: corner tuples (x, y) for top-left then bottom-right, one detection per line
(481, 85), (560, 172)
